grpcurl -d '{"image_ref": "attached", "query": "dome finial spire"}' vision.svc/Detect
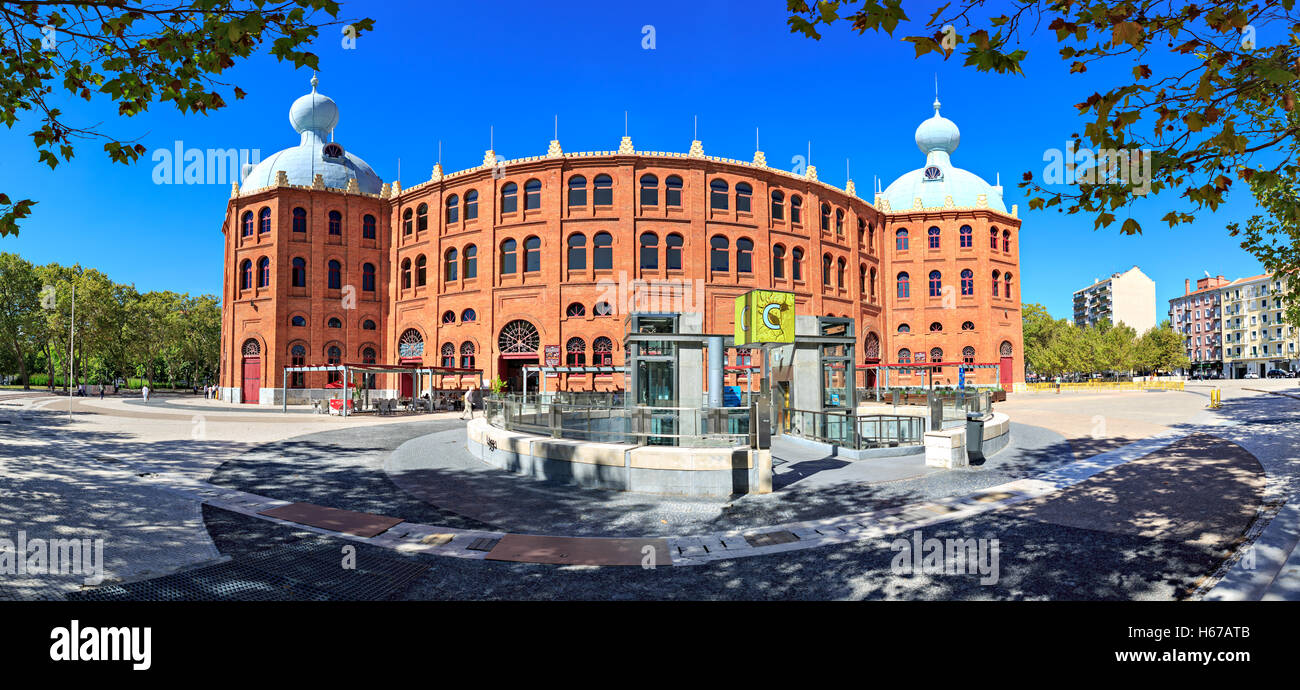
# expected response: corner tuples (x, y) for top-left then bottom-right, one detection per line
(311, 72), (318, 93)
(933, 73), (940, 113)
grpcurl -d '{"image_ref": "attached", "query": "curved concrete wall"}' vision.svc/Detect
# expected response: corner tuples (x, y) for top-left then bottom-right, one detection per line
(466, 419), (771, 497)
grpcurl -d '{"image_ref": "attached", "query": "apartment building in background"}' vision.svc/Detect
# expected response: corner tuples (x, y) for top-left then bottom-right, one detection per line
(1073, 266), (1157, 333)
(1169, 274), (1229, 376)
(1220, 273), (1299, 378)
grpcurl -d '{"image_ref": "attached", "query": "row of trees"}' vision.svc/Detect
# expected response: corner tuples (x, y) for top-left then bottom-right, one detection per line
(1022, 303), (1189, 379)
(0, 252), (220, 390)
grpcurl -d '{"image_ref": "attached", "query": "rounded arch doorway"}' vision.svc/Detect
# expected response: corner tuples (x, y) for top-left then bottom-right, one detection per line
(498, 319), (540, 393)
(240, 338), (261, 404)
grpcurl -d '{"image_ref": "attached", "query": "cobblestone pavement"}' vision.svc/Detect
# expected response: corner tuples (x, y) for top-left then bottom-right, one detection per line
(4, 386), (1296, 600)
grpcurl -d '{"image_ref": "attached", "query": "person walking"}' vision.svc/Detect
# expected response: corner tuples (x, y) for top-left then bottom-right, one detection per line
(142, 384), (150, 403)
(461, 387), (473, 420)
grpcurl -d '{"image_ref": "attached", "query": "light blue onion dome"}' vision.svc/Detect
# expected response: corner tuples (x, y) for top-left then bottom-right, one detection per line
(882, 98), (1006, 213)
(240, 75), (382, 194)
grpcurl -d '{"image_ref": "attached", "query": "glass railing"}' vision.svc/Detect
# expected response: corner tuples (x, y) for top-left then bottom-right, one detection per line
(483, 398), (750, 447)
(785, 409), (925, 449)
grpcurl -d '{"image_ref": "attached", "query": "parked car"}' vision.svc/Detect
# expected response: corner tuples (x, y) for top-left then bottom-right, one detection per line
(1266, 369), (1291, 379)
(1245, 372), (1261, 379)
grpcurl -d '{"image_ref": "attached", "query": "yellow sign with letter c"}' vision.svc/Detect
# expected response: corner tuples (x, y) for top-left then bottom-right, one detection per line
(734, 290), (796, 346)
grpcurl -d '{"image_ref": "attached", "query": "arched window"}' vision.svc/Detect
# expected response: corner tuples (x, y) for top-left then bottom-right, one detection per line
(463, 244), (477, 279)
(735, 182), (752, 213)
(567, 175), (587, 206)
(710, 179), (729, 210)
(870, 267), (877, 299)
(593, 232), (613, 270)
(291, 315), (307, 327)
(927, 226), (940, 249)
(362, 262), (376, 292)
(930, 347), (943, 364)
(835, 208), (844, 235)
(415, 254), (427, 286)
(959, 224), (972, 248)
(962, 321), (975, 331)
(1003, 229), (1012, 252)
(990, 227), (999, 249)
(836, 257), (846, 288)
(402, 208), (413, 235)
(241, 211), (254, 237)
(593, 336), (614, 366)
(398, 328), (425, 358)
(820, 203), (831, 231)
(239, 259), (252, 290)
(665, 233), (683, 270)
(897, 323), (911, 333)
(362, 214), (376, 239)
(524, 236), (541, 272)
(593, 174), (613, 206)
(290, 344), (306, 387)
(500, 239), (517, 274)
(791, 247), (804, 281)
(992, 270), (1001, 297)
(466, 190), (480, 219)
(867, 222), (875, 251)
(323, 210), (339, 236)
(258, 207), (271, 234)
(327, 317), (343, 328)
(461, 309), (476, 322)
(326, 345), (342, 383)
(501, 182), (518, 214)
(292, 207), (307, 233)
(898, 348), (911, 364)
(566, 302), (586, 318)
(929, 322), (943, 332)
(640, 174), (658, 206)
(499, 319), (540, 354)
(460, 341), (476, 368)
(822, 254), (833, 286)
(857, 219), (866, 246)
(416, 203), (428, 231)
(566, 337), (586, 366)
(737, 238), (754, 274)
(594, 301), (614, 317)
(897, 272), (910, 299)
(291, 257), (306, 287)
(864, 332), (880, 360)
(710, 235), (729, 272)
(772, 245), (786, 279)
(567, 233), (587, 270)
(445, 196), (459, 224)
(665, 175), (683, 206)
(362, 347), (377, 365)
(859, 265), (867, 293)
(896, 228), (909, 251)
(1000, 341), (1014, 357)
(400, 258), (411, 289)
(440, 342), (455, 368)
(362, 319), (377, 330)
(444, 249), (458, 282)
(640, 232), (658, 270)
(524, 180), (541, 210)
(928, 270), (942, 297)
(442, 310), (456, 324)
(960, 268), (973, 295)
(770, 190), (785, 220)
(963, 346), (975, 364)
(327, 260), (341, 290)
(790, 195), (803, 224)
(1004, 271), (1013, 297)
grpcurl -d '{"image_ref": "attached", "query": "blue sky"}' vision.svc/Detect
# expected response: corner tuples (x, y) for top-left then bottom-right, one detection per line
(0, 0), (1269, 321)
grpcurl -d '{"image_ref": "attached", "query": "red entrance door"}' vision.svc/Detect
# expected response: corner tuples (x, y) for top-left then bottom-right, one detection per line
(999, 356), (1013, 387)
(241, 357), (261, 404)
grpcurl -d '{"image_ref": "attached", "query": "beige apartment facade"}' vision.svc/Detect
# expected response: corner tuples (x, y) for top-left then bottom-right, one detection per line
(1073, 265), (1157, 334)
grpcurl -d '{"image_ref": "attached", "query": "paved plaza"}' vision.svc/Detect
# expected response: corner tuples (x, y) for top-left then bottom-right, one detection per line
(1, 380), (1298, 600)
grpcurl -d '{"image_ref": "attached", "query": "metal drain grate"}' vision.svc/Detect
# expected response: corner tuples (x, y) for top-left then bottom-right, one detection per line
(466, 537), (500, 552)
(745, 531), (800, 548)
(68, 541), (429, 602)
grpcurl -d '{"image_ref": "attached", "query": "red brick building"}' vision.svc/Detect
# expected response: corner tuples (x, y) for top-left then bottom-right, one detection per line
(219, 82), (1024, 403)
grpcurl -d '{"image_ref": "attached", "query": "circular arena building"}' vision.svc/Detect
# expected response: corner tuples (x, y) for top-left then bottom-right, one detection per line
(218, 80), (1025, 404)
